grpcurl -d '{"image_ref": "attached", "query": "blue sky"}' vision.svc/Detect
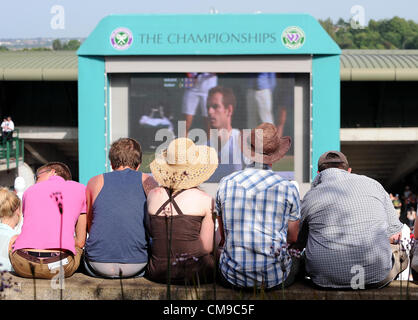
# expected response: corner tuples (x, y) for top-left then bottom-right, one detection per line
(0, 0), (417, 38)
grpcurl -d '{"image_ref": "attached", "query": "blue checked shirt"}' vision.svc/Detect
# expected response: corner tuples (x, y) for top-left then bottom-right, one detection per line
(216, 165), (301, 288)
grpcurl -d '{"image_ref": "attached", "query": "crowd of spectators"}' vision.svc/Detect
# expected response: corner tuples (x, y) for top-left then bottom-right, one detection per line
(0, 89), (416, 291)
(390, 185), (417, 230)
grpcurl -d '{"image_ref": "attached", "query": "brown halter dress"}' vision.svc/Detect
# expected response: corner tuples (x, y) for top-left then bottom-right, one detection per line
(146, 188), (215, 284)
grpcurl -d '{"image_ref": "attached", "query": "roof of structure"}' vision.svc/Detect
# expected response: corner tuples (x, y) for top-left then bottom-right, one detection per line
(1, 49), (418, 81)
(0, 51), (77, 81)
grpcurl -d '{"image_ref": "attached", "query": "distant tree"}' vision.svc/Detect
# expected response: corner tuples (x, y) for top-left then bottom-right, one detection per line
(368, 19), (379, 32)
(382, 31), (403, 48)
(52, 39), (81, 51)
(319, 18), (337, 41)
(62, 40), (81, 50)
(319, 16), (418, 49)
(52, 39), (62, 50)
(336, 18), (350, 30)
(0, 45), (9, 51)
(405, 35), (418, 49)
(382, 40), (395, 49)
(22, 47), (52, 51)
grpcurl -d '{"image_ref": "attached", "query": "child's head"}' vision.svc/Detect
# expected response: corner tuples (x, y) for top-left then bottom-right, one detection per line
(0, 187), (21, 226)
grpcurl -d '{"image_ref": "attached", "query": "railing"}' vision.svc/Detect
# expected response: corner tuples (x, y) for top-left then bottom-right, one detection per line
(0, 128), (25, 170)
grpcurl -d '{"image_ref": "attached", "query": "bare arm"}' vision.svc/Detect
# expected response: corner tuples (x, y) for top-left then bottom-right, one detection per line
(217, 216), (225, 248)
(8, 235), (18, 252)
(74, 214), (87, 248)
(86, 175), (103, 233)
(415, 219), (418, 240)
(294, 219), (308, 250)
(287, 220), (299, 244)
(199, 197), (215, 253)
(86, 180), (94, 233)
(214, 187), (225, 261)
(142, 173), (159, 196)
(390, 231), (402, 244)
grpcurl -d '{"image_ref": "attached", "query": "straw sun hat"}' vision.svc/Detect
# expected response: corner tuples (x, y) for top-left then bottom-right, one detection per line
(150, 138), (218, 190)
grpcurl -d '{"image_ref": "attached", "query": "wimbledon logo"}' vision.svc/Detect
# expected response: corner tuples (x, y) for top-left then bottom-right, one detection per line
(282, 26), (305, 49)
(110, 27), (133, 50)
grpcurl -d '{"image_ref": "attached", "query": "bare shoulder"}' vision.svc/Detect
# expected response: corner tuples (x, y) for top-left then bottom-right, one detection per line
(86, 174), (104, 196)
(87, 174), (103, 188)
(148, 186), (165, 198)
(189, 188), (213, 207)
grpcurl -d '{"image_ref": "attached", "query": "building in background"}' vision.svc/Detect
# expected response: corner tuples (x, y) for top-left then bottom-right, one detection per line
(0, 41), (417, 197)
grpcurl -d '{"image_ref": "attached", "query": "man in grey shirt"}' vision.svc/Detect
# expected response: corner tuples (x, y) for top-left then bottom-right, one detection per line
(297, 151), (407, 289)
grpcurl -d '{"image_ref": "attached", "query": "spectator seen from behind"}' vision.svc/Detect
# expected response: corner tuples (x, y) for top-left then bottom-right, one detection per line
(297, 151), (407, 289)
(146, 137), (218, 284)
(0, 188), (21, 271)
(10, 162), (86, 279)
(216, 122), (300, 289)
(83, 138), (158, 278)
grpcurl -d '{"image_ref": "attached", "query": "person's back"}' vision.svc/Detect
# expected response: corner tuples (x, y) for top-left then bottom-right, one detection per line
(216, 123), (299, 290)
(10, 162), (86, 279)
(85, 169), (147, 264)
(14, 178), (85, 254)
(217, 167), (300, 288)
(83, 137), (158, 279)
(299, 151), (405, 289)
(147, 187), (211, 219)
(146, 187), (215, 284)
(302, 168), (396, 287)
(146, 137), (218, 284)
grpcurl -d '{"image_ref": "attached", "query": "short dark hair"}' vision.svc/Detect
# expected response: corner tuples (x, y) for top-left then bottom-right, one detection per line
(208, 86), (236, 109)
(109, 138), (142, 170)
(37, 162), (72, 180)
(318, 152), (349, 172)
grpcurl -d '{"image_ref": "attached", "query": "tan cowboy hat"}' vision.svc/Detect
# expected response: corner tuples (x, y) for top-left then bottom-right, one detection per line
(242, 122), (291, 164)
(150, 138), (218, 190)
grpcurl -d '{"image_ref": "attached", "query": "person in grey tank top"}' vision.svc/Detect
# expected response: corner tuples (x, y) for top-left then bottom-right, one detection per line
(83, 138), (158, 278)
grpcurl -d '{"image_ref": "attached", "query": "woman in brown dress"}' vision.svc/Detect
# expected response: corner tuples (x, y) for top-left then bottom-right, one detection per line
(146, 138), (218, 284)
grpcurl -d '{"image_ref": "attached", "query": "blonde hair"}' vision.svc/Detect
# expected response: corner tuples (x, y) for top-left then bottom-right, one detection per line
(0, 187), (20, 219)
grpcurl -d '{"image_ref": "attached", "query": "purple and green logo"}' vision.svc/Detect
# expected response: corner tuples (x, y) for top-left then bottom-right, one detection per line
(110, 27), (133, 50)
(282, 26), (305, 49)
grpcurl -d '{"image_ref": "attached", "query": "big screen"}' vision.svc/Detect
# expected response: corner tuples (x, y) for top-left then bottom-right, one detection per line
(127, 72), (296, 182)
